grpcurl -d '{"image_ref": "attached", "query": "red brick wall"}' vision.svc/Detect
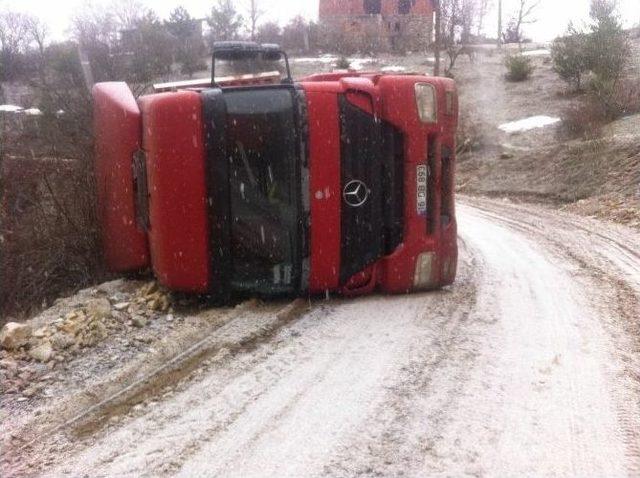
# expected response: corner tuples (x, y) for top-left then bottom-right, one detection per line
(319, 0), (433, 18)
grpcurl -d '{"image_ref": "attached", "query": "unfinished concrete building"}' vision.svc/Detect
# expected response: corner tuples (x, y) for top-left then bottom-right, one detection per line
(319, 0), (435, 52)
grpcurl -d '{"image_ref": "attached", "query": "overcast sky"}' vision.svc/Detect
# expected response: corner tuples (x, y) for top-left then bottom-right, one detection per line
(3, 0), (639, 43)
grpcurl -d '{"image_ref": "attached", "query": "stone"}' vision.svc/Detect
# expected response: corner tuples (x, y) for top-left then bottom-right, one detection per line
(65, 311), (79, 321)
(29, 342), (54, 363)
(50, 332), (75, 350)
(0, 358), (18, 370)
(85, 298), (112, 320)
(0, 323), (32, 350)
(59, 319), (81, 337)
(33, 327), (49, 339)
(144, 281), (159, 295)
(23, 385), (40, 397)
(147, 298), (160, 311)
(113, 302), (130, 311)
(132, 316), (147, 328)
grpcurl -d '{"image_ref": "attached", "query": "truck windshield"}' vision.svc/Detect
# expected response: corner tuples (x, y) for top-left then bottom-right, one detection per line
(224, 88), (302, 294)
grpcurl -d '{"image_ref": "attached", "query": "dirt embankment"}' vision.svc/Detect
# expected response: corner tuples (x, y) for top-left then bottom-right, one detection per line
(453, 40), (640, 229)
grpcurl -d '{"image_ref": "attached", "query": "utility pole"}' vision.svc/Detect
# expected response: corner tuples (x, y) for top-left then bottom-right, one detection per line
(434, 0), (441, 76)
(497, 0), (503, 48)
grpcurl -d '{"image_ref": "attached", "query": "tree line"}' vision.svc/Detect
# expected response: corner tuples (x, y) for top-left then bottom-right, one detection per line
(0, 0), (314, 88)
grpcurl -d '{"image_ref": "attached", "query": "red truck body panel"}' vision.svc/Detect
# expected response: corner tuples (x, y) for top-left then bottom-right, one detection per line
(92, 82), (150, 272)
(305, 89), (342, 292)
(138, 92), (211, 292)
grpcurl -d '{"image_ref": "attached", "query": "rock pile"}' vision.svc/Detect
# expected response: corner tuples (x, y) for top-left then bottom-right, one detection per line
(0, 281), (174, 401)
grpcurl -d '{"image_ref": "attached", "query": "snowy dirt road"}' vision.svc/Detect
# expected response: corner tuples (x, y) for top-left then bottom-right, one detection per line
(4, 197), (640, 478)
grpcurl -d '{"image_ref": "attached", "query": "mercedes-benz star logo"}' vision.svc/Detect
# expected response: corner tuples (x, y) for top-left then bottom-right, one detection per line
(343, 179), (370, 208)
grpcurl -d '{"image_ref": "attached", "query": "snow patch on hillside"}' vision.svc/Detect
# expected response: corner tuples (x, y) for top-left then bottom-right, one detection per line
(499, 115), (560, 133)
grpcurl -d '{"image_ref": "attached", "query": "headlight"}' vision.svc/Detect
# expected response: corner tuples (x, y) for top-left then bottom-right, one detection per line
(415, 83), (437, 123)
(414, 252), (435, 289)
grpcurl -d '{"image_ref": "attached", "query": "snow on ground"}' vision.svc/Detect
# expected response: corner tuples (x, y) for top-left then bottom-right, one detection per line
(381, 65), (407, 72)
(0, 105), (43, 115)
(0, 105), (23, 113)
(348, 58), (376, 70)
(292, 56), (338, 64)
(522, 49), (551, 56)
(499, 115), (561, 133)
(292, 56), (376, 70)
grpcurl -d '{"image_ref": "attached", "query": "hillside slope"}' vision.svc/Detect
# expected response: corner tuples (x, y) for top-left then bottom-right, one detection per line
(455, 40), (640, 228)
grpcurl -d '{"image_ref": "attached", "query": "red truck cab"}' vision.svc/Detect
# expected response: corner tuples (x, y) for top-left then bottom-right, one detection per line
(93, 42), (458, 302)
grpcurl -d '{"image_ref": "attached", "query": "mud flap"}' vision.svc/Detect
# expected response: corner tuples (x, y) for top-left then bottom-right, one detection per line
(93, 82), (150, 272)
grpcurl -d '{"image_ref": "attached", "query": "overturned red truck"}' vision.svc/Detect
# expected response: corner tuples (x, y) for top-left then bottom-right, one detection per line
(93, 42), (458, 302)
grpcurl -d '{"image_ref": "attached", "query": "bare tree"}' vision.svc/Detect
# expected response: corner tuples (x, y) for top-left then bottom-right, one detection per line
(70, 2), (119, 48)
(24, 15), (48, 82)
(497, 0), (502, 47)
(504, 0), (540, 44)
(475, 0), (491, 38)
(25, 15), (48, 56)
(69, 2), (120, 82)
(255, 21), (282, 45)
(438, 0), (481, 76)
(111, 0), (148, 30)
(0, 11), (29, 80)
(246, 0), (264, 41)
(434, 0), (441, 75)
(282, 16), (309, 52)
(459, 0), (478, 43)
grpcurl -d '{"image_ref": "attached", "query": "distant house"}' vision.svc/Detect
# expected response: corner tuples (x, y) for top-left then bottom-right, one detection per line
(319, 0), (435, 52)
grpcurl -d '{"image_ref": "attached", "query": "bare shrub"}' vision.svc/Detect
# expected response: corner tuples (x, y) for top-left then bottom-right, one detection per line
(560, 78), (640, 141)
(612, 79), (640, 116)
(0, 39), (106, 320)
(457, 109), (484, 157)
(0, 155), (105, 319)
(558, 97), (609, 140)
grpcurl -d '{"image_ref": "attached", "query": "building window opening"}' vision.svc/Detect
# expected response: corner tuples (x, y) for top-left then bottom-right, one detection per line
(364, 0), (382, 14)
(398, 0), (415, 14)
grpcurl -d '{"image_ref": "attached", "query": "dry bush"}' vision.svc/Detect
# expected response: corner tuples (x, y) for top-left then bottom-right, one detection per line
(610, 78), (640, 116)
(0, 153), (106, 321)
(457, 108), (484, 157)
(0, 92), (107, 321)
(558, 97), (609, 140)
(559, 77), (640, 140)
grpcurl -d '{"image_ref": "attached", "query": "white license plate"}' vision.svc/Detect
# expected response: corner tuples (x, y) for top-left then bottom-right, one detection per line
(416, 164), (428, 216)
